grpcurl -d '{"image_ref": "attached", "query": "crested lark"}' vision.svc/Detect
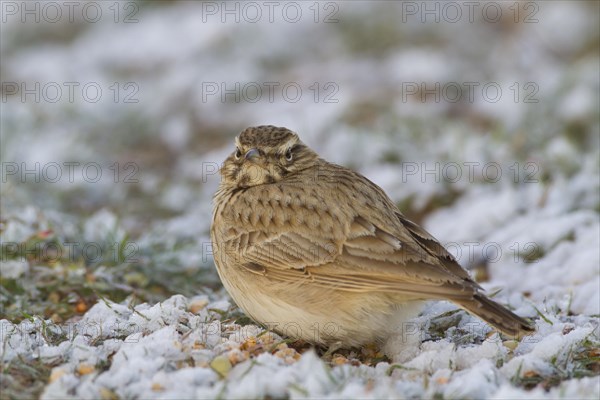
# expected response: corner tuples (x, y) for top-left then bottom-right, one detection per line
(211, 125), (534, 348)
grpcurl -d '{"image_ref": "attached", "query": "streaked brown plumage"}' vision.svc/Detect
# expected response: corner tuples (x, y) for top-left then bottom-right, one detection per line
(210, 125), (534, 348)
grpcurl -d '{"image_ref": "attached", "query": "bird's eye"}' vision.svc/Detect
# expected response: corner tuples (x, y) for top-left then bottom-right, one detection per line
(235, 148), (242, 159)
(285, 148), (293, 161)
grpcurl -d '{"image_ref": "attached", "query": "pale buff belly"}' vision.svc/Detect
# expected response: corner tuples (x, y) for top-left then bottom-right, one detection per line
(215, 262), (424, 347)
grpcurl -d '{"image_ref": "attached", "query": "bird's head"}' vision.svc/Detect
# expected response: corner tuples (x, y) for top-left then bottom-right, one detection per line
(220, 125), (319, 189)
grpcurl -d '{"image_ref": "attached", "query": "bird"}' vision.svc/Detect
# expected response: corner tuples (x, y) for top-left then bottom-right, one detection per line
(210, 125), (534, 351)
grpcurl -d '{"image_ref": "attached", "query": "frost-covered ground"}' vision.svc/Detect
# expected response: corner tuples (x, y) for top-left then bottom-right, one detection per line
(1, 1), (599, 399)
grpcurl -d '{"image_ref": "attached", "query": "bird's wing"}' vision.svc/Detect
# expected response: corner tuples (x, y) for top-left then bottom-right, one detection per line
(220, 180), (478, 300)
(223, 227), (340, 272)
(318, 214), (478, 299)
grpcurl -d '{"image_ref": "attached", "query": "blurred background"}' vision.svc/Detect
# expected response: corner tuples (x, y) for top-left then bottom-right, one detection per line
(1, 0), (598, 325)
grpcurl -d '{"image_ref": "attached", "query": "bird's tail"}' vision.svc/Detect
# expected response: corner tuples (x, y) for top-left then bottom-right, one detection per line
(456, 294), (535, 338)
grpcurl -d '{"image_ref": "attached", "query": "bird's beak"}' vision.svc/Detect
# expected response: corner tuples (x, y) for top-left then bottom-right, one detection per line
(244, 148), (260, 162)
